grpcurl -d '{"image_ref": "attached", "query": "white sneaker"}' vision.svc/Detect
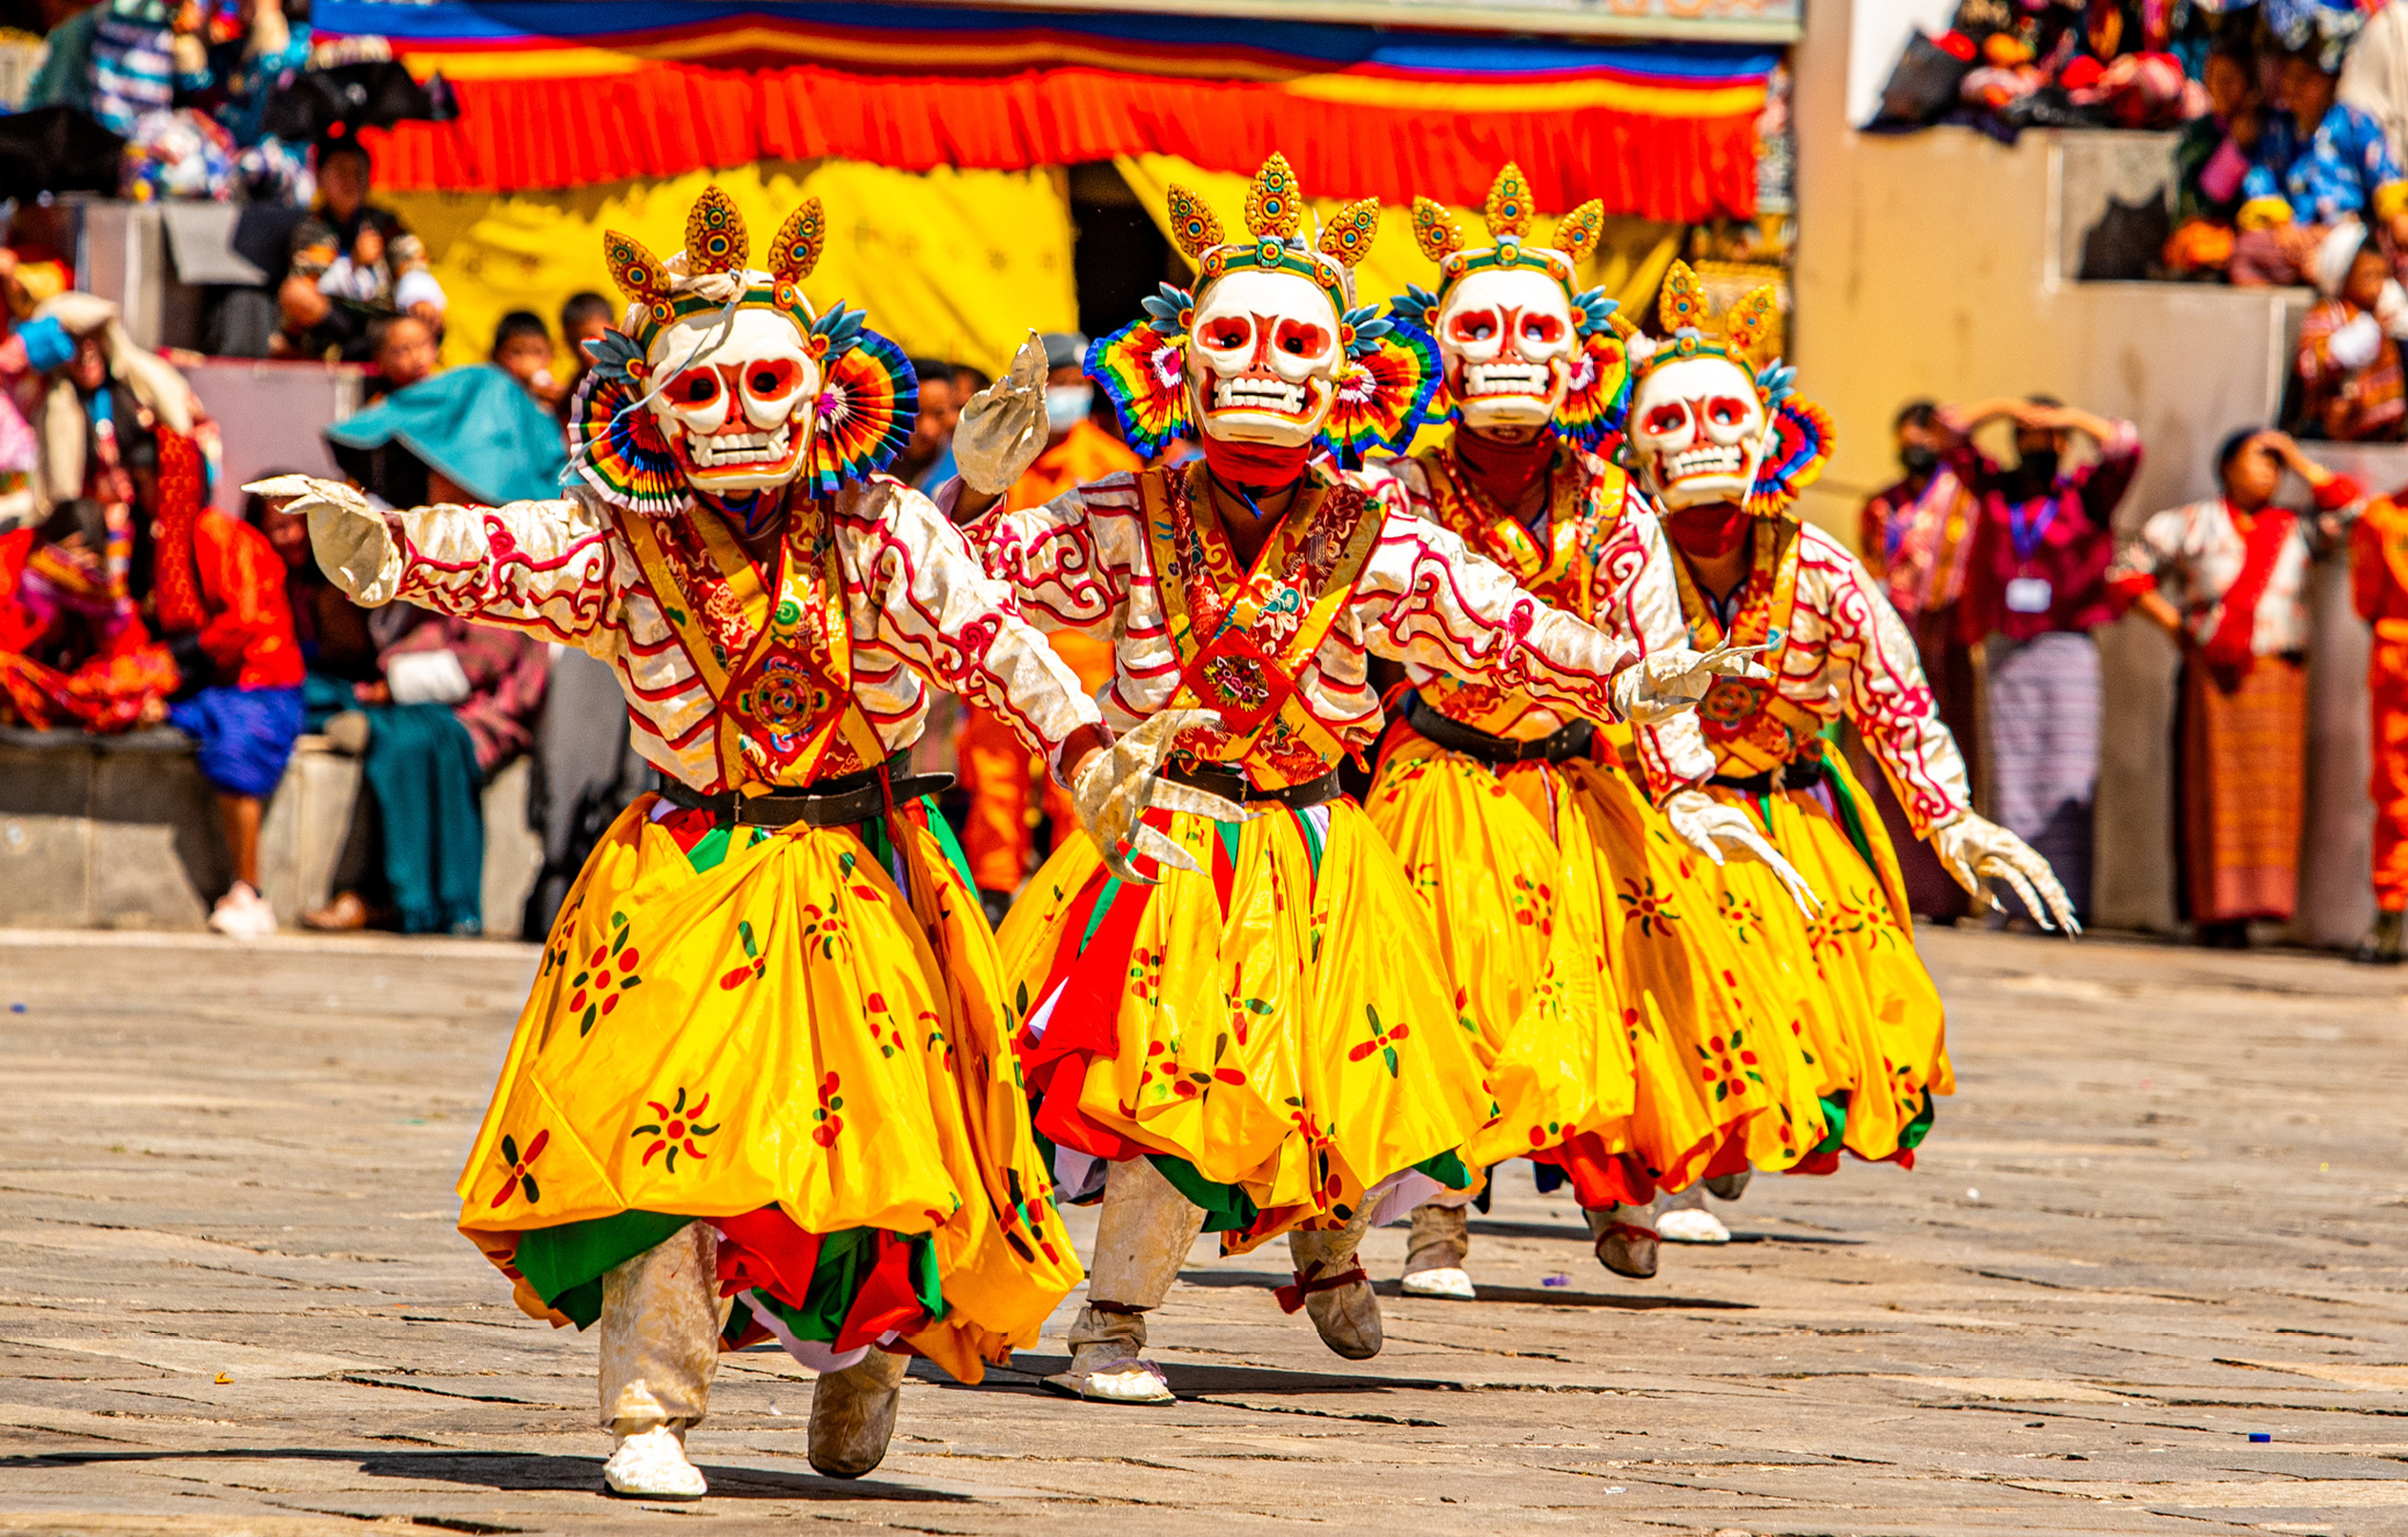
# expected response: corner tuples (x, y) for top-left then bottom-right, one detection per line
(208, 882), (277, 941)
(1656, 1207), (1732, 1244)
(1400, 1265), (1476, 1300)
(602, 1425), (705, 1500)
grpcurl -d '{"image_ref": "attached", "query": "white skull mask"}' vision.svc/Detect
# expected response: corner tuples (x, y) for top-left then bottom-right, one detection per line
(1437, 267), (1578, 431)
(646, 305), (821, 493)
(1625, 353), (1768, 509)
(1184, 267), (1343, 448)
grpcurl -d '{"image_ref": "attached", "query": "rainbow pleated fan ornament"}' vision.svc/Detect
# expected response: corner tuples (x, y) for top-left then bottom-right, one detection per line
(571, 186), (917, 514)
(1389, 164), (1630, 451)
(1088, 153), (1441, 462)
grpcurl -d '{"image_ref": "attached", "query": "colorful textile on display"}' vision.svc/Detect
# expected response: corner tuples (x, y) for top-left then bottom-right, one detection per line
(315, 0), (1773, 220)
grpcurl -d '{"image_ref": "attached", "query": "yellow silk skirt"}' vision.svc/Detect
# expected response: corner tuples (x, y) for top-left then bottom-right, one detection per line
(454, 795), (1082, 1381)
(1700, 751), (1953, 1164)
(997, 798), (1495, 1251)
(1369, 733), (1828, 1194)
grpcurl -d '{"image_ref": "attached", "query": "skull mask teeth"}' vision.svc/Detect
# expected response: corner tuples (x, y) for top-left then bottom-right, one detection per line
(647, 307), (821, 493)
(1185, 267), (1344, 448)
(1437, 268), (1577, 431)
(1625, 354), (1767, 510)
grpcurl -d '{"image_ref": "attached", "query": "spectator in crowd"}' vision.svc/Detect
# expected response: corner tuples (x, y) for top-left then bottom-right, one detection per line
(910, 360), (992, 491)
(894, 355), (960, 488)
(2232, 46), (2405, 287)
(301, 364), (559, 933)
(0, 493), (170, 735)
(2350, 474), (2408, 964)
(2165, 40), (2262, 277)
(250, 475), (378, 690)
(2293, 220), (2408, 441)
(141, 426), (307, 940)
(1942, 393), (2143, 925)
(490, 310), (561, 409)
(274, 138), (445, 362)
(949, 330), (1136, 922)
(1857, 399), (1982, 918)
(2110, 431), (2355, 947)
(365, 312), (439, 400)
(554, 290), (615, 420)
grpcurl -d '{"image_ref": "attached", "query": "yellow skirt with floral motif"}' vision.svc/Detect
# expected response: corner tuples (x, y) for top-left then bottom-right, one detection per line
(453, 793), (1082, 1383)
(1699, 750), (1952, 1166)
(1368, 730), (1829, 1199)
(996, 797), (1494, 1252)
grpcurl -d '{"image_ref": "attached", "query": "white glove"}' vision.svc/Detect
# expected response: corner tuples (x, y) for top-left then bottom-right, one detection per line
(2377, 278), (2408, 338)
(1069, 709), (1255, 885)
(1930, 811), (2080, 935)
(243, 474), (401, 606)
(1611, 640), (1769, 727)
(35, 291), (118, 338)
(953, 331), (1051, 497)
(1663, 789), (1820, 915)
(2331, 310), (2384, 370)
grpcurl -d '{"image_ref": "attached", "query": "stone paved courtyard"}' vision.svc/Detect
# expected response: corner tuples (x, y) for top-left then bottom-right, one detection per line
(0, 924), (2401, 1536)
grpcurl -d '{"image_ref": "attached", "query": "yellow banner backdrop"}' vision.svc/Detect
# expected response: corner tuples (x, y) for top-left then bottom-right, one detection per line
(388, 159), (1080, 379)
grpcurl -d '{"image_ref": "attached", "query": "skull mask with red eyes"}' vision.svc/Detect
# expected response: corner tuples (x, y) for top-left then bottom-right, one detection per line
(1624, 353), (1768, 510)
(1185, 266), (1346, 448)
(1436, 267), (1578, 431)
(646, 307), (820, 493)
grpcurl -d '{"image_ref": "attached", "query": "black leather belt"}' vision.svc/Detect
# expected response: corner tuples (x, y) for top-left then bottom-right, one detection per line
(1403, 691), (1593, 767)
(1164, 760), (1344, 809)
(1708, 754), (1827, 796)
(659, 754), (954, 829)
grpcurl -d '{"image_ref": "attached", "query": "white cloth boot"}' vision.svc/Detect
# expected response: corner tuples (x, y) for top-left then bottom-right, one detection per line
(1655, 1184), (1733, 1244)
(1049, 1157), (1203, 1404)
(1286, 1208), (1381, 1360)
(598, 1222), (728, 1499)
(1400, 1199), (1475, 1299)
(807, 1347), (909, 1478)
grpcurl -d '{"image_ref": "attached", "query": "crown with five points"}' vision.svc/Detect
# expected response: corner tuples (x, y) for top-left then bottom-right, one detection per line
(1391, 164), (1617, 337)
(602, 187), (869, 366)
(1155, 153), (1400, 360)
(1629, 258), (1793, 405)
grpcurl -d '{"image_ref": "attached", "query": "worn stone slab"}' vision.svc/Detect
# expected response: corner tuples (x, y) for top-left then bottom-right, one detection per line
(0, 926), (2402, 1536)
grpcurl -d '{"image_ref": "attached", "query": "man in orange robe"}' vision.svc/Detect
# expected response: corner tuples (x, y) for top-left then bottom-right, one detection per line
(2353, 487), (2408, 962)
(955, 331), (1139, 921)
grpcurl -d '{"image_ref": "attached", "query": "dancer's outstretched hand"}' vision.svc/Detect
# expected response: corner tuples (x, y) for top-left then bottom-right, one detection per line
(1611, 640), (1769, 726)
(1930, 811), (2081, 936)
(1663, 789), (1820, 915)
(953, 331), (1051, 497)
(244, 474), (400, 605)
(1069, 709), (1255, 884)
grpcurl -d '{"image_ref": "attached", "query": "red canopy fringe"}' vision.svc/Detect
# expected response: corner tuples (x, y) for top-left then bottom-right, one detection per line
(361, 62), (1762, 221)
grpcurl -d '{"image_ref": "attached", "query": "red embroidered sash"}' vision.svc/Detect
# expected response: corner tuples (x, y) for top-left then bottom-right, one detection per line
(1667, 521), (1824, 776)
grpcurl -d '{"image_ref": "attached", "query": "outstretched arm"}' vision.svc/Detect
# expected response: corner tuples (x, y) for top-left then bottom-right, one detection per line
(1358, 512), (1756, 726)
(246, 476), (620, 647)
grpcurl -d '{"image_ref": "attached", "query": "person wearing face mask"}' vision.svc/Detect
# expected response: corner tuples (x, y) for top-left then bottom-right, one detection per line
(1361, 170), (1827, 1293)
(1604, 267), (2077, 1254)
(949, 331), (1138, 922)
(1940, 392), (2141, 929)
(946, 156), (1750, 1406)
(1856, 400), (1982, 921)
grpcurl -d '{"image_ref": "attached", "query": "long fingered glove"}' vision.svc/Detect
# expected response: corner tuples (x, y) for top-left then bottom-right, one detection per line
(1070, 709), (1255, 884)
(953, 331), (1051, 497)
(1610, 640), (1770, 726)
(1663, 789), (1820, 916)
(243, 474), (401, 605)
(1930, 811), (2080, 936)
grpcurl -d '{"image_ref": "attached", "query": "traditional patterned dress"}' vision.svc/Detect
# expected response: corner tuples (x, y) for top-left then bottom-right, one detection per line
(1612, 515), (1965, 1169)
(397, 478), (1088, 1383)
(974, 459), (1646, 1248)
(1365, 442), (1826, 1203)
(2109, 475), (2358, 926)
